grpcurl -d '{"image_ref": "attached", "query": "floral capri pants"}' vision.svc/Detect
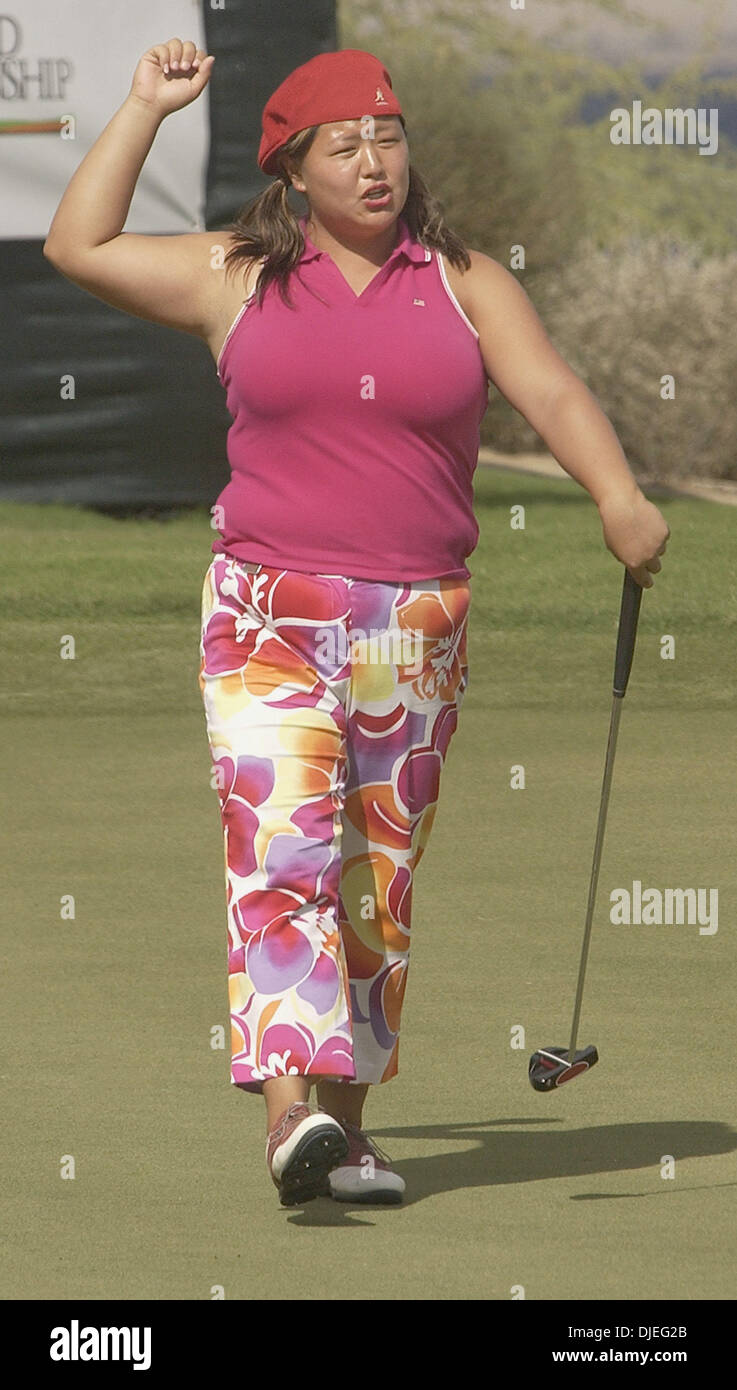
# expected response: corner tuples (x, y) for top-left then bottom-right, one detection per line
(197, 552), (471, 1094)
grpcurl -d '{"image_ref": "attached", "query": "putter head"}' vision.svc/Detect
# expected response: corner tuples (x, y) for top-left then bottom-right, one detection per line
(528, 1044), (599, 1092)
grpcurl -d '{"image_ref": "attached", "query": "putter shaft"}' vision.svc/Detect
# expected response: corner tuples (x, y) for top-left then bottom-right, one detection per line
(565, 569), (643, 1067)
(566, 693), (623, 1065)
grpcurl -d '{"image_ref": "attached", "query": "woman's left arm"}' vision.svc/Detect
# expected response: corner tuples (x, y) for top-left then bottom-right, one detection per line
(456, 250), (670, 587)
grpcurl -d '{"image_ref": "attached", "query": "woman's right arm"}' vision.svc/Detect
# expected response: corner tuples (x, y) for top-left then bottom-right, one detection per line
(42, 38), (224, 340)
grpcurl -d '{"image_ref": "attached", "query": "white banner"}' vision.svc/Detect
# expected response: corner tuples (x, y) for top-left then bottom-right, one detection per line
(0, 0), (208, 238)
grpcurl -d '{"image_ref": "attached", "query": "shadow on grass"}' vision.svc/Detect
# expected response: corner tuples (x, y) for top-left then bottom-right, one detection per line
(285, 1117), (736, 1225)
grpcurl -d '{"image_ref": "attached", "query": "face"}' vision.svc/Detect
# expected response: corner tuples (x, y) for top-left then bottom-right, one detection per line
(286, 116), (409, 233)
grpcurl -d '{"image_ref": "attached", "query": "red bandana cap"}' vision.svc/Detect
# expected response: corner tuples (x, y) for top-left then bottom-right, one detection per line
(258, 49), (403, 176)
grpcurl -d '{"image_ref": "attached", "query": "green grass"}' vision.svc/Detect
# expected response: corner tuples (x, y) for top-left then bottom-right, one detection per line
(2, 474), (736, 1301)
(1, 469), (734, 716)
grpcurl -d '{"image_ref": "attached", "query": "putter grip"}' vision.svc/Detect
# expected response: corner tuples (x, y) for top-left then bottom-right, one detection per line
(613, 569), (643, 697)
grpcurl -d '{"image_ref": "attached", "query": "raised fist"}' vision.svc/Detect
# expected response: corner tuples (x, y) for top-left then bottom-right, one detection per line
(129, 38), (215, 116)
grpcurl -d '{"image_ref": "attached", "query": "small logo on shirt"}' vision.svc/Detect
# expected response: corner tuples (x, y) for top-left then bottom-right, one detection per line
(413, 298), (425, 306)
(375, 86), (388, 105)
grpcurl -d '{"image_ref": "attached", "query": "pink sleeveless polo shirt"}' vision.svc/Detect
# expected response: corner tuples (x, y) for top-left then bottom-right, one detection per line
(212, 214), (489, 581)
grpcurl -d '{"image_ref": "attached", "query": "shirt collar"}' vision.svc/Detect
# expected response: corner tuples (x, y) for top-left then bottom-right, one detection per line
(297, 214), (432, 266)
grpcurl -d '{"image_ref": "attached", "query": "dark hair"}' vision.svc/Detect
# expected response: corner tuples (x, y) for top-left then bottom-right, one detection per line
(221, 116), (471, 309)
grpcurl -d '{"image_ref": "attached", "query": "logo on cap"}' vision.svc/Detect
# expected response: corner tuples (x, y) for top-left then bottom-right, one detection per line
(375, 86), (388, 104)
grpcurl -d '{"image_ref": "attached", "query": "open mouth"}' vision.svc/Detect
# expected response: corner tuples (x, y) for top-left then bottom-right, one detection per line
(363, 186), (391, 204)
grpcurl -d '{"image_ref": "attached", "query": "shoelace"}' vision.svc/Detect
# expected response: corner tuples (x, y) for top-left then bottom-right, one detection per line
(269, 1105), (395, 1166)
(268, 1100), (309, 1144)
(339, 1119), (395, 1167)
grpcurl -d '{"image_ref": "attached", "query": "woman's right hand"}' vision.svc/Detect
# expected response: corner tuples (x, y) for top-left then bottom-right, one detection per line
(129, 38), (215, 117)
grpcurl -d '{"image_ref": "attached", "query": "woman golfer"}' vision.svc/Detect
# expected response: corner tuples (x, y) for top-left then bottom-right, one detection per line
(45, 41), (669, 1208)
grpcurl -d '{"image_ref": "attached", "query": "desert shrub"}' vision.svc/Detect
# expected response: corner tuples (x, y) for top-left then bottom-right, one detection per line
(488, 235), (737, 482)
(340, 0), (737, 481)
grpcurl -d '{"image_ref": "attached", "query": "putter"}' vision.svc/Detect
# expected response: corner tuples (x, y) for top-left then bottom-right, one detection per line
(529, 567), (643, 1092)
